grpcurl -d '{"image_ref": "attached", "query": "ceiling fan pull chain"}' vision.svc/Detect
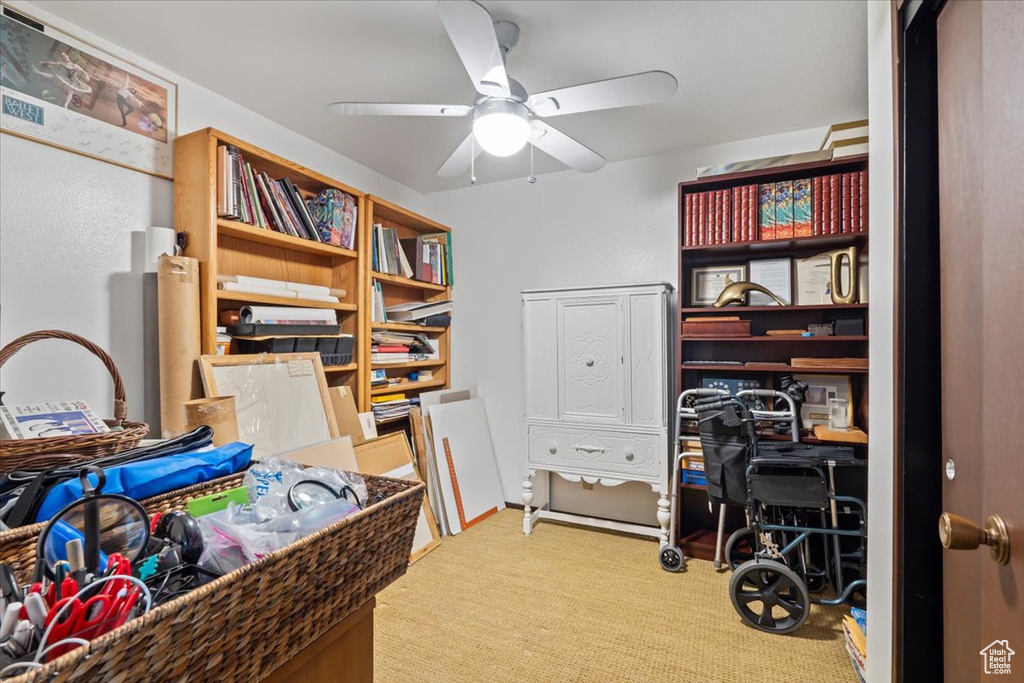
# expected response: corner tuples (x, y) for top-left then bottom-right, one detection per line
(470, 134), (477, 185)
(528, 119), (537, 184)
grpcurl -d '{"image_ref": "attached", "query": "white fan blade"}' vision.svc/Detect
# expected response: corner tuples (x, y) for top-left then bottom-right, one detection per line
(528, 71), (678, 117)
(327, 102), (471, 117)
(437, 132), (483, 177)
(436, 0), (510, 97)
(531, 121), (605, 173)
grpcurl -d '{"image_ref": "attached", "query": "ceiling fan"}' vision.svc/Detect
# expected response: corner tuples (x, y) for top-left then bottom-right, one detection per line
(327, 0), (677, 181)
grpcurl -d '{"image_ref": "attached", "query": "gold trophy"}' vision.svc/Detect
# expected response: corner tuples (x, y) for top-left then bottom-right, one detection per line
(813, 246), (860, 305)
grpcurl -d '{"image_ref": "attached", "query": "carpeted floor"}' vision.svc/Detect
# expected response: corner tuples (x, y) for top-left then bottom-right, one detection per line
(375, 509), (856, 682)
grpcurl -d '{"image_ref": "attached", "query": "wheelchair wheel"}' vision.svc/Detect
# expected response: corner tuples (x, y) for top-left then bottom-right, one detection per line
(659, 545), (685, 572)
(724, 527), (757, 570)
(729, 559), (810, 634)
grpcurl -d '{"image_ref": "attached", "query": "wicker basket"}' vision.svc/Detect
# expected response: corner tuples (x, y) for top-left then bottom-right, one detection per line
(0, 330), (149, 472)
(0, 472), (425, 682)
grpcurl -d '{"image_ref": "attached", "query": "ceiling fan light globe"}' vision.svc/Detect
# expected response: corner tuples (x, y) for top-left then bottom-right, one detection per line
(472, 100), (530, 157)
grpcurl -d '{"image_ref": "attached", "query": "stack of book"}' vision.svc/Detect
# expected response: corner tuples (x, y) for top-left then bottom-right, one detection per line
(809, 172), (868, 236)
(683, 185), (757, 246)
(216, 144), (357, 247)
(371, 330), (437, 364)
(372, 224), (453, 286)
(371, 394), (418, 423)
(821, 119), (869, 159)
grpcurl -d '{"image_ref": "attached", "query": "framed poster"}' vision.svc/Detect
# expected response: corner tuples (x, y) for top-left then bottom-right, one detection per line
(690, 264), (747, 306)
(0, 4), (177, 178)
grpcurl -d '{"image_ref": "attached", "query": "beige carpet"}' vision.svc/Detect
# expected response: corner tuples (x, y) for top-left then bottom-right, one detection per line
(375, 509), (856, 682)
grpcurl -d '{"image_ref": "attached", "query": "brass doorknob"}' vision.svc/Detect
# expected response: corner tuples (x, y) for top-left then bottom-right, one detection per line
(938, 512), (1011, 565)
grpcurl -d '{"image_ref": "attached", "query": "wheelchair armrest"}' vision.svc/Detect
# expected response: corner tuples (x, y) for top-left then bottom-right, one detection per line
(749, 456), (825, 468)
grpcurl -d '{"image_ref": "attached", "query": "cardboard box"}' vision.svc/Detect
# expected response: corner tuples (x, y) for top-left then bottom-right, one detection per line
(329, 385), (366, 444)
(275, 437), (358, 471)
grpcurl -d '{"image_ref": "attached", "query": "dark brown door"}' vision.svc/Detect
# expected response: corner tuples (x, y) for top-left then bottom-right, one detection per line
(937, 1), (1024, 681)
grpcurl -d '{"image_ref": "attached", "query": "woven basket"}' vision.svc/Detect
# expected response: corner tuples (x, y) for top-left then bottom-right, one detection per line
(0, 330), (149, 472)
(0, 472), (425, 682)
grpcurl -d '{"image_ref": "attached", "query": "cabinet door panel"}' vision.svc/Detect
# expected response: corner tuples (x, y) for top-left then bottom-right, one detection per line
(557, 297), (624, 423)
(628, 292), (664, 427)
(523, 297), (558, 420)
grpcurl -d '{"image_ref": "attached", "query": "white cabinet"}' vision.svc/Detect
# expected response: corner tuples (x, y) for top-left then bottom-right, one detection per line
(521, 283), (673, 543)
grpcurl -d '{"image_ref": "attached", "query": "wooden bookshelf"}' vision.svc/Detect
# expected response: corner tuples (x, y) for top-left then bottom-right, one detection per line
(174, 129), (455, 424)
(363, 195), (452, 426)
(676, 154), (870, 561)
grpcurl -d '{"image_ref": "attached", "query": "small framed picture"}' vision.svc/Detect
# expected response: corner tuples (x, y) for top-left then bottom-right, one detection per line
(690, 264), (747, 306)
(792, 373), (854, 427)
(748, 258), (792, 306)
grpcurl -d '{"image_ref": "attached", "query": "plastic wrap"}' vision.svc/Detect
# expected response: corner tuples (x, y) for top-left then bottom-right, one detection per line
(201, 354), (338, 459)
(181, 396), (238, 446)
(197, 459), (366, 574)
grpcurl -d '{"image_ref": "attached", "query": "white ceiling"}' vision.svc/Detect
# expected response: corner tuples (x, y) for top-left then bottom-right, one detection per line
(34, 1), (868, 194)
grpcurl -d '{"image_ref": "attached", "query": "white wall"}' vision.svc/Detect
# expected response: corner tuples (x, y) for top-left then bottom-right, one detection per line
(866, 0), (895, 680)
(0, 1), (425, 426)
(422, 126), (838, 521)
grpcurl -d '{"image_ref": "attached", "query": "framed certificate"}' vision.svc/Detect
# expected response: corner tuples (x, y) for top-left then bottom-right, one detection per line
(690, 264), (747, 306)
(748, 258), (792, 306)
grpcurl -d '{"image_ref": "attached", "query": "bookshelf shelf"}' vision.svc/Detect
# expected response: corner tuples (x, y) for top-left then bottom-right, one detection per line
(370, 379), (447, 396)
(680, 232), (867, 256)
(680, 303), (868, 314)
(372, 271), (448, 292)
(372, 322), (448, 334)
(215, 290), (358, 312)
(217, 219), (358, 259)
(681, 363), (869, 374)
(681, 335), (868, 342)
(370, 359), (446, 370)
(324, 363), (359, 374)
(676, 153), (871, 561)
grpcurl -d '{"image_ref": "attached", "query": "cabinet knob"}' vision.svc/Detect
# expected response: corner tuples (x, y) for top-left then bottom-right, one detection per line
(548, 441), (557, 454)
(585, 358), (595, 367)
(624, 448), (634, 461)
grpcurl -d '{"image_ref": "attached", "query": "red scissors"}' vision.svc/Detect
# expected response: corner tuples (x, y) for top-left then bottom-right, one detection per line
(44, 594), (114, 659)
(99, 553), (132, 597)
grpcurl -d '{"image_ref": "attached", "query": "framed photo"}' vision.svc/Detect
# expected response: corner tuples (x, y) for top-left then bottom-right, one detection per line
(792, 373), (853, 427)
(748, 258), (792, 306)
(0, 4), (177, 178)
(690, 264), (747, 306)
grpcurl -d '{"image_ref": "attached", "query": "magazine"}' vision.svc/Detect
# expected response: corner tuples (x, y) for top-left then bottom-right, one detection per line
(0, 401), (110, 439)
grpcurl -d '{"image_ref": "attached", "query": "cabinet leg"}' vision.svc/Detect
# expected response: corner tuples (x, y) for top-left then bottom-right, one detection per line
(657, 493), (671, 547)
(522, 475), (535, 535)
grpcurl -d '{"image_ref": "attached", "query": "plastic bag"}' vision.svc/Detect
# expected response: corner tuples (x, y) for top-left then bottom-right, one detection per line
(198, 495), (360, 574)
(243, 457), (367, 521)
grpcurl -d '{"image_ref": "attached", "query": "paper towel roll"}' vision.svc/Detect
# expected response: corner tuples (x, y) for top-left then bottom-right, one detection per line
(145, 227), (177, 273)
(183, 396), (239, 447)
(158, 254), (202, 437)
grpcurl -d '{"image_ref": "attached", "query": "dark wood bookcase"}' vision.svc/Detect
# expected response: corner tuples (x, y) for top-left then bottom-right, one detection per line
(676, 154), (869, 561)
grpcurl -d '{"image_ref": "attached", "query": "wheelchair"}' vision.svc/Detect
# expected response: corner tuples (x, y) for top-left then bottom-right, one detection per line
(665, 389), (867, 635)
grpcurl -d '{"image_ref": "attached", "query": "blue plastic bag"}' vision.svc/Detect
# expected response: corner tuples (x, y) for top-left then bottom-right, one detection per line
(35, 441), (253, 522)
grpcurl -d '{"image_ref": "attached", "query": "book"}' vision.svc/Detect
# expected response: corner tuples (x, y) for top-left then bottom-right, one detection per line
(841, 173), (852, 234)
(829, 174), (840, 235)
(721, 189), (731, 244)
(858, 170), (868, 232)
(812, 176), (824, 236)
(774, 181), (794, 239)
(792, 178), (812, 237)
(683, 194), (692, 246)
(0, 400), (110, 439)
(697, 192), (706, 246)
(731, 187), (742, 242)
(385, 299), (453, 322)
(831, 136), (869, 158)
(758, 183), (777, 240)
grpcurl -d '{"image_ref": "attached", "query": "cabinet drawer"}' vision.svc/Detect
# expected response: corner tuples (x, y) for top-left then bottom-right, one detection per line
(527, 425), (660, 479)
